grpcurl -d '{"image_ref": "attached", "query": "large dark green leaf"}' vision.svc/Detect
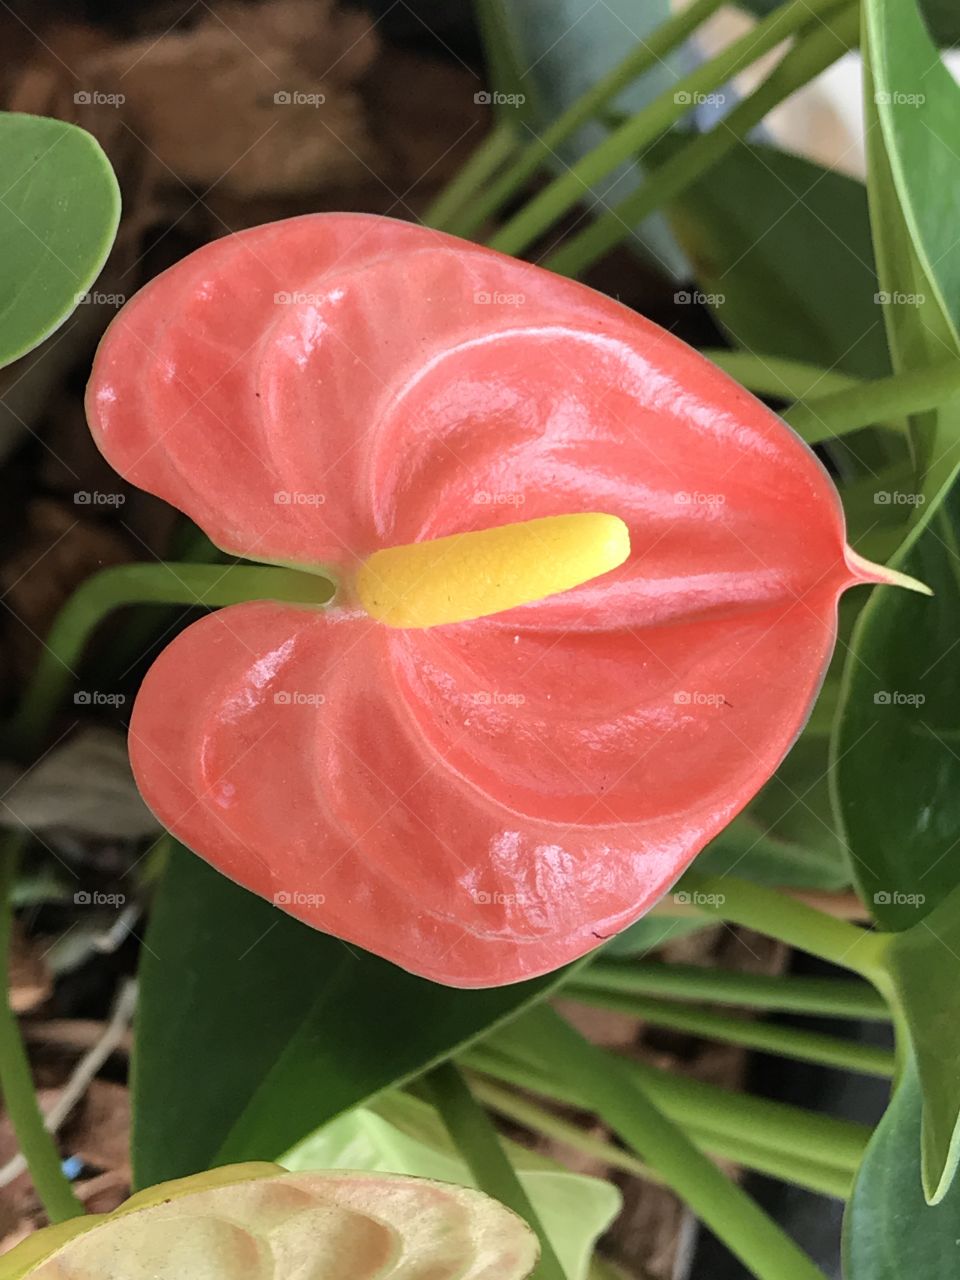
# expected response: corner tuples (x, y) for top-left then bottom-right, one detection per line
(668, 141), (888, 379)
(833, 482), (960, 931)
(0, 113), (120, 368)
(844, 1056), (960, 1278)
(836, 475), (960, 1205)
(863, 0), (960, 497)
(876, 884), (960, 1202)
(133, 845), (568, 1187)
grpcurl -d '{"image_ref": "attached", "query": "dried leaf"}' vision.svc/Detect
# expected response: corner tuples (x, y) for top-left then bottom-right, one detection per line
(1, 1166), (539, 1279)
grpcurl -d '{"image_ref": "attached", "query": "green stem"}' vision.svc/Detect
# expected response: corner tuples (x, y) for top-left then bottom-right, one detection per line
(0, 832), (84, 1222)
(423, 1061), (567, 1280)
(702, 351), (863, 408)
(488, 1007), (830, 1280)
(572, 960), (890, 1019)
(545, 2), (858, 277)
(784, 355), (960, 441)
(422, 122), (520, 230)
(564, 989), (894, 1078)
(490, 0), (849, 259)
(467, 1038), (868, 1179)
(678, 872), (888, 981)
(468, 1073), (852, 1200)
(466, 1074), (659, 1185)
(449, 0), (725, 239)
(6, 562), (333, 759)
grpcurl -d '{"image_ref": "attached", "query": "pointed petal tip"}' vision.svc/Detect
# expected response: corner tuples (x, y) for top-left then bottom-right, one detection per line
(845, 547), (934, 597)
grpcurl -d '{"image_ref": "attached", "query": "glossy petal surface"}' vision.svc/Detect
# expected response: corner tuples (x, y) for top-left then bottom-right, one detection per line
(89, 214), (864, 986)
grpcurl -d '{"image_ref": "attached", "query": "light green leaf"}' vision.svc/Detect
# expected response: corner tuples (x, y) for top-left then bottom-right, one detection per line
(285, 1093), (620, 1280)
(0, 112), (120, 369)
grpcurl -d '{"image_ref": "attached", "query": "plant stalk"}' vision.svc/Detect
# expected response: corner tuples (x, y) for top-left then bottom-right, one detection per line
(564, 989), (894, 1077)
(573, 960), (890, 1019)
(545, 2), (859, 276)
(0, 833), (84, 1222)
(491, 0), (851, 259)
(424, 1061), (567, 1280)
(449, 0), (725, 239)
(6, 562), (333, 760)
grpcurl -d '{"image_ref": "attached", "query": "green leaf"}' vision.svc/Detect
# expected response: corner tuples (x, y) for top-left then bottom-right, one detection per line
(285, 1093), (620, 1280)
(737, 0), (960, 46)
(832, 482), (960, 931)
(863, 0), (960, 496)
(0, 113), (120, 369)
(133, 846), (568, 1187)
(844, 1055), (960, 1278)
(0, 1164), (539, 1279)
(876, 884), (960, 1203)
(668, 141), (889, 379)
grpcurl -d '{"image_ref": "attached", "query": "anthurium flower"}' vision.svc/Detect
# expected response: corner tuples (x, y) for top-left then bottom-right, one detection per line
(85, 214), (916, 987)
(0, 1164), (537, 1279)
